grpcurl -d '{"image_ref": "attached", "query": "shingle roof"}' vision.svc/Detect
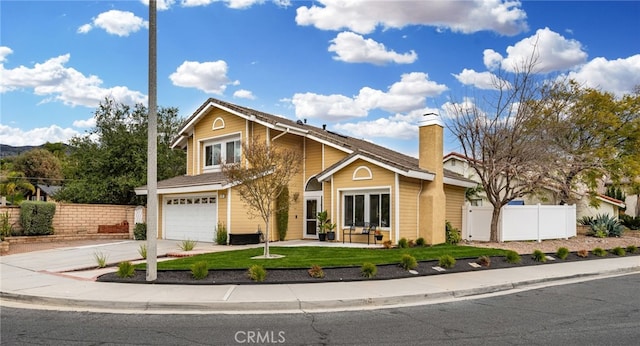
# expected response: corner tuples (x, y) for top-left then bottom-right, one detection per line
(160, 97), (475, 189)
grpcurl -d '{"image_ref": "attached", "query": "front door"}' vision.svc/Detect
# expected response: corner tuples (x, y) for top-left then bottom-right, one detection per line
(304, 195), (321, 238)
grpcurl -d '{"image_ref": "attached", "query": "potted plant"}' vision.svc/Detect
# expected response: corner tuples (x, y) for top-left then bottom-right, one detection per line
(374, 229), (383, 241)
(317, 210), (335, 241)
(326, 222), (336, 241)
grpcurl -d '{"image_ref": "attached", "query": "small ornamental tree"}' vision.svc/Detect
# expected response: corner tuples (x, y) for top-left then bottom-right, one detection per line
(222, 139), (301, 258)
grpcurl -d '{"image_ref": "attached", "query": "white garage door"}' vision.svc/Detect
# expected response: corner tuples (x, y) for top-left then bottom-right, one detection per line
(163, 195), (217, 242)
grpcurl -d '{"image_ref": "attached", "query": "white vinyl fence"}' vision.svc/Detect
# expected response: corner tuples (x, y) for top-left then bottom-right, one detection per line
(462, 204), (576, 242)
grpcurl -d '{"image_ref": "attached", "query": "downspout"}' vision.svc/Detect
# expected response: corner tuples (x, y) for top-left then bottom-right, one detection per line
(271, 127), (290, 141)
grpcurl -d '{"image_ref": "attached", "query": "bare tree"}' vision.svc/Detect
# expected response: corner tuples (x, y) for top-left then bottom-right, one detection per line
(447, 56), (552, 242)
(222, 139), (302, 258)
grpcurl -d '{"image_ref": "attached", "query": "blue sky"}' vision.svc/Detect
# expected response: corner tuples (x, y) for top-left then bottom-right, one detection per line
(1, 0), (639, 157)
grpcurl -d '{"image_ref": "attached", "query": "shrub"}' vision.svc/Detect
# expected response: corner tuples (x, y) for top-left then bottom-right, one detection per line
(248, 265), (266, 282)
(576, 249), (589, 258)
(116, 261), (135, 278)
(532, 249), (546, 262)
(619, 214), (640, 230)
(382, 240), (393, 249)
(611, 246), (626, 256)
(577, 216), (595, 226)
(477, 255), (491, 267)
(504, 250), (521, 264)
(361, 262), (377, 278)
(0, 211), (13, 241)
(93, 251), (108, 268)
(19, 201), (55, 236)
(415, 237), (426, 247)
(308, 265), (325, 279)
(133, 223), (147, 240)
(438, 254), (456, 269)
(138, 244), (147, 259)
(592, 247), (607, 257)
(445, 221), (462, 245)
(626, 245), (638, 254)
(556, 247), (570, 260)
(216, 222), (228, 245)
(179, 239), (196, 251)
(275, 186), (289, 241)
(400, 254), (418, 270)
(398, 238), (409, 248)
(585, 214), (624, 238)
(190, 261), (209, 280)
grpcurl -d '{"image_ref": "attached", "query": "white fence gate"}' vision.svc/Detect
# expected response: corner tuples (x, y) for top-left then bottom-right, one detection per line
(462, 204), (576, 242)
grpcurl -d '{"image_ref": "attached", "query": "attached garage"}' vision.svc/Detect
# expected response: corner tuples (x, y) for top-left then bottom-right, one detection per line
(163, 195), (218, 242)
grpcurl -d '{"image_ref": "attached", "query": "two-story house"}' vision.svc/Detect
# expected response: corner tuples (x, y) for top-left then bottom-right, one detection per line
(136, 98), (475, 244)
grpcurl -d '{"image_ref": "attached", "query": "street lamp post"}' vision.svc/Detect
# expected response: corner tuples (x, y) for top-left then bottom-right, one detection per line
(146, 0), (158, 281)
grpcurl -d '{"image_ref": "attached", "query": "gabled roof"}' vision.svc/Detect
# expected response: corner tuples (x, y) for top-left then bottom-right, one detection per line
(165, 97), (475, 189)
(596, 194), (626, 208)
(37, 184), (62, 196)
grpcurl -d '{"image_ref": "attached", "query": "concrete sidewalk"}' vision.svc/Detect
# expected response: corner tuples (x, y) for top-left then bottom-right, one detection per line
(1, 240), (639, 314)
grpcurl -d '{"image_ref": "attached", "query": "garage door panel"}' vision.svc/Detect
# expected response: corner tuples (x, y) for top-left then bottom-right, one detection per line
(164, 195), (217, 242)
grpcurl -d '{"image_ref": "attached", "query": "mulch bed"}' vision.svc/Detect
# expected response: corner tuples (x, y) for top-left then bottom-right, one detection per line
(97, 249), (639, 285)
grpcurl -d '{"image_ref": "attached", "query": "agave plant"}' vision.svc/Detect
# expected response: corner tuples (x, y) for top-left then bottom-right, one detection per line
(587, 214), (624, 237)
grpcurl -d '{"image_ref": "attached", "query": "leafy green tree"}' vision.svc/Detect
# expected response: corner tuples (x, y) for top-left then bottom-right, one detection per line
(0, 171), (35, 205)
(539, 81), (640, 205)
(14, 148), (64, 186)
(56, 98), (185, 205)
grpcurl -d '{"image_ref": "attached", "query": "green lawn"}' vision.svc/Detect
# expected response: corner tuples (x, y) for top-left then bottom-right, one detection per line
(152, 245), (509, 270)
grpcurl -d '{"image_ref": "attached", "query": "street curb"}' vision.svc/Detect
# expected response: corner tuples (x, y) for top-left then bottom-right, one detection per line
(2, 266), (638, 314)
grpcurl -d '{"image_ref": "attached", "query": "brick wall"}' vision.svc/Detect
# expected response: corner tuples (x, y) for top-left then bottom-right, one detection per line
(1, 203), (145, 238)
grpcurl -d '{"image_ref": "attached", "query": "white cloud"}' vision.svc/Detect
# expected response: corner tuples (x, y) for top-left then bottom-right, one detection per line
(0, 124), (79, 146)
(78, 10), (148, 37)
(333, 108), (437, 140)
(181, 0), (273, 9)
(483, 49), (503, 70)
(233, 89), (256, 99)
(290, 72), (447, 121)
(0, 46), (13, 64)
(488, 27), (588, 73)
(169, 60), (237, 94)
(296, 0), (528, 35)
(328, 31), (417, 65)
(72, 117), (97, 128)
(567, 55), (640, 97)
(76, 24), (92, 34)
(0, 53), (147, 107)
(291, 93), (367, 120)
(453, 68), (510, 90)
(140, 0), (177, 11)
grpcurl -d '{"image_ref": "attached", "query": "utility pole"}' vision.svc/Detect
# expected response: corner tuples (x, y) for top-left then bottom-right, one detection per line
(146, 0), (158, 281)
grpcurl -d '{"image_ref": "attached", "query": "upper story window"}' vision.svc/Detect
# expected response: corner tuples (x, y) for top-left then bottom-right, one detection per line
(203, 135), (241, 171)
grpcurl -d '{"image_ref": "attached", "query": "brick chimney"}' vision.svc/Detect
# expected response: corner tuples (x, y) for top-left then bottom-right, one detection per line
(418, 113), (446, 244)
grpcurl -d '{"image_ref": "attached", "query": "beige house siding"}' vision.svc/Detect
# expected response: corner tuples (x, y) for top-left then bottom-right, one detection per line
(444, 185), (465, 231)
(304, 140), (322, 181)
(398, 177), (421, 242)
(330, 160), (395, 242)
(194, 108), (247, 174)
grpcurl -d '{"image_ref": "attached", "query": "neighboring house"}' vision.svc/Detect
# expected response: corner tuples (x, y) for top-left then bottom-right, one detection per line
(443, 152), (626, 219)
(26, 184), (61, 202)
(576, 194), (626, 219)
(135, 98), (475, 244)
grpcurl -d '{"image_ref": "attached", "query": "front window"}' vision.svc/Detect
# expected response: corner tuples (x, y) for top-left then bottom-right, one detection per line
(343, 190), (390, 228)
(204, 136), (240, 170)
